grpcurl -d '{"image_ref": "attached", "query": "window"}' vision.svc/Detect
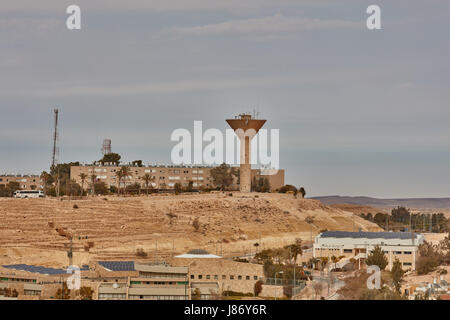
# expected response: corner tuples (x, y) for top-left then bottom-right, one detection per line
(254, 276), (258, 280)
(403, 262), (412, 266)
(222, 275), (226, 280)
(238, 275), (242, 280)
(246, 276), (250, 280)
(230, 275), (234, 280)
(214, 275), (218, 280)
(403, 251), (412, 255)
(394, 251), (402, 255)
(343, 249), (352, 253)
(198, 275), (202, 279)
(190, 275), (194, 279)
(206, 275), (210, 280)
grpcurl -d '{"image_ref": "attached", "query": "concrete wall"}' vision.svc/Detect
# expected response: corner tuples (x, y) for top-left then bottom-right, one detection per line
(171, 258), (264, 294)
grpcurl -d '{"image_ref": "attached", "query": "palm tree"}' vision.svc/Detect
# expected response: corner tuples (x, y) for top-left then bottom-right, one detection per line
(331, 255), (338, 271)
(140, 173), (154, 195)
(79, 173), (87, 196)
(116, 166), (132, 196)
(115, 170), (123, 195)
(288, 238), (303, 264)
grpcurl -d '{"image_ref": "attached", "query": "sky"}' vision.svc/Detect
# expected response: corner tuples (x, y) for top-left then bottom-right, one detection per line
(1, 0), (449, 198)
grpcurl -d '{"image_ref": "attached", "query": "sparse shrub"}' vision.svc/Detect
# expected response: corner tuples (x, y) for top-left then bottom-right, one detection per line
(254, 280), (263, 297)
(56, 282), (70, 299)
(192, 288), (201, 300)
(56, 228), (68, 238)
(222, 291), (253, 297)
(193, 217), (200, 231)
(166, 212), (178, 219)
(416, 241), (443, 275)
(136, 248), (147, 257)
(278, 185), (297, 194)
(174, 183), (182, 195)
(79, 286), (93, 300)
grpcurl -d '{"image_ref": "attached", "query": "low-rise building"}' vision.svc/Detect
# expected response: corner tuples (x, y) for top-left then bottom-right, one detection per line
(96, 261), (189, 300)
(70, 164), (284, 192)
(171, 253), (264, 298)
(313, 231), (424, 271)
(0, 175), (44, 190)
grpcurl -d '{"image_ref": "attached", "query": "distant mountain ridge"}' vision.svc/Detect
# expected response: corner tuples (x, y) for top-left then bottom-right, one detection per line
(311, 196), (450, 209)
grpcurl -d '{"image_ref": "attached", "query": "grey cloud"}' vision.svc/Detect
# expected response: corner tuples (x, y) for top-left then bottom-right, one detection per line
(161, 13), (361, 38)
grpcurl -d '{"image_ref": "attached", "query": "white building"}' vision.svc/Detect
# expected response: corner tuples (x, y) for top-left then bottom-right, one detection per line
(313, 231), (424, 271)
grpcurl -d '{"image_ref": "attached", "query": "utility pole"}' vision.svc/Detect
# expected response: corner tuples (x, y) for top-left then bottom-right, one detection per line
(67, 237), (73, 267)
(51, 109), (59, 169)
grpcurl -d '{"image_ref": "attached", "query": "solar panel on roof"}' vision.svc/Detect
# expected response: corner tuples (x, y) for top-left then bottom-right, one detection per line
(320, 231), (418, 240)
(2, 264), (66, 275)
(98, 261), (135, 271)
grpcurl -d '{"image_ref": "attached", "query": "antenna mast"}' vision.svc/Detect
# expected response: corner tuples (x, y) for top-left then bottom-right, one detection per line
(51, 109), (60, 196)
(51, 109), (59, 169)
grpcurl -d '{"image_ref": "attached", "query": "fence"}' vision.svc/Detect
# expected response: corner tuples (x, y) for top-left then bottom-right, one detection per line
(264, 278), (306, 287)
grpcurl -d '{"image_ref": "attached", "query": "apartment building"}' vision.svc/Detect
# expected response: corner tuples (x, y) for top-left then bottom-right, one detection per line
(0, 175), (44, 190)
(70, 164), (284, 192)
(313, 231), (424, 271)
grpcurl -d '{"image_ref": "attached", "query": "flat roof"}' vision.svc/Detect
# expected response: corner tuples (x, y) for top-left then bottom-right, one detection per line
(98, 261), (135, 271)
(174, 253), (222, 259)
(320, 231), (420, 240)
(2, 264), (66, 275)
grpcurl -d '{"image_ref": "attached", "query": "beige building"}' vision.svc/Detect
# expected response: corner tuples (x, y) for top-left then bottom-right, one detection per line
(171, 254), (264, 298)
(70, 164), (284, 192)
(0, 175), (43, 190)
(97, 262), (189, 300)
(313, 231), (424, 271)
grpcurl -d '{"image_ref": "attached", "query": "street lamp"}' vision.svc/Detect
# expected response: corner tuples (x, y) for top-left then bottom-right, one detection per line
(274, 271), (283, 300)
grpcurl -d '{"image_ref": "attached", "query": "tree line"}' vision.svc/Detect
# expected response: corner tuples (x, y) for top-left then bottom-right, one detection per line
(360, 206), (449, 233)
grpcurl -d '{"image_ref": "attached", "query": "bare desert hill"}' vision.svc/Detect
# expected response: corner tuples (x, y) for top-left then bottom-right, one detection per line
(0, 193), (381, 267)
(312, 195), (450, 209)
(329, 204), (388, 215)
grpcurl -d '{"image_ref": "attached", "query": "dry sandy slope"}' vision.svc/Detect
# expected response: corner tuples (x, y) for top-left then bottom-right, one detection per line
(0, 193), (381, 267)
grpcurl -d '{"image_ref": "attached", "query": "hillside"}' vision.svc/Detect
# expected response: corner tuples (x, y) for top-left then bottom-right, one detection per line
(329, 204), (388, 215)
(311, 196), (450, 209)
(0, 193), (381, 267)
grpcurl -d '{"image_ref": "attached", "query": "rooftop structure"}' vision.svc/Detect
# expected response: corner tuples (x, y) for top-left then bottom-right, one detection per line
(2, 264), (66, 275)
(320, 231), (421, 240)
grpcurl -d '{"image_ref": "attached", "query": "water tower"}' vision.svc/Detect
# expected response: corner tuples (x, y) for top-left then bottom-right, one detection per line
(101, 139), (112, 155)
(226, 114), (266, 192)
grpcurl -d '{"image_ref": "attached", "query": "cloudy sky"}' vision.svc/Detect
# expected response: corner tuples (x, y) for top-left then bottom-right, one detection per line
(1, 0), (449, 198)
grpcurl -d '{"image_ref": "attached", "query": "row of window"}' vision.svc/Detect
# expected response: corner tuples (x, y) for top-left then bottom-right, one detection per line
(138, 272), (186, 279)
(341, 249), (413, 255)
(128, 295), (187, 300)
(89, 168), (204, 174)
(192, 275), (259, 281)
(24, 290), (41, 296)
